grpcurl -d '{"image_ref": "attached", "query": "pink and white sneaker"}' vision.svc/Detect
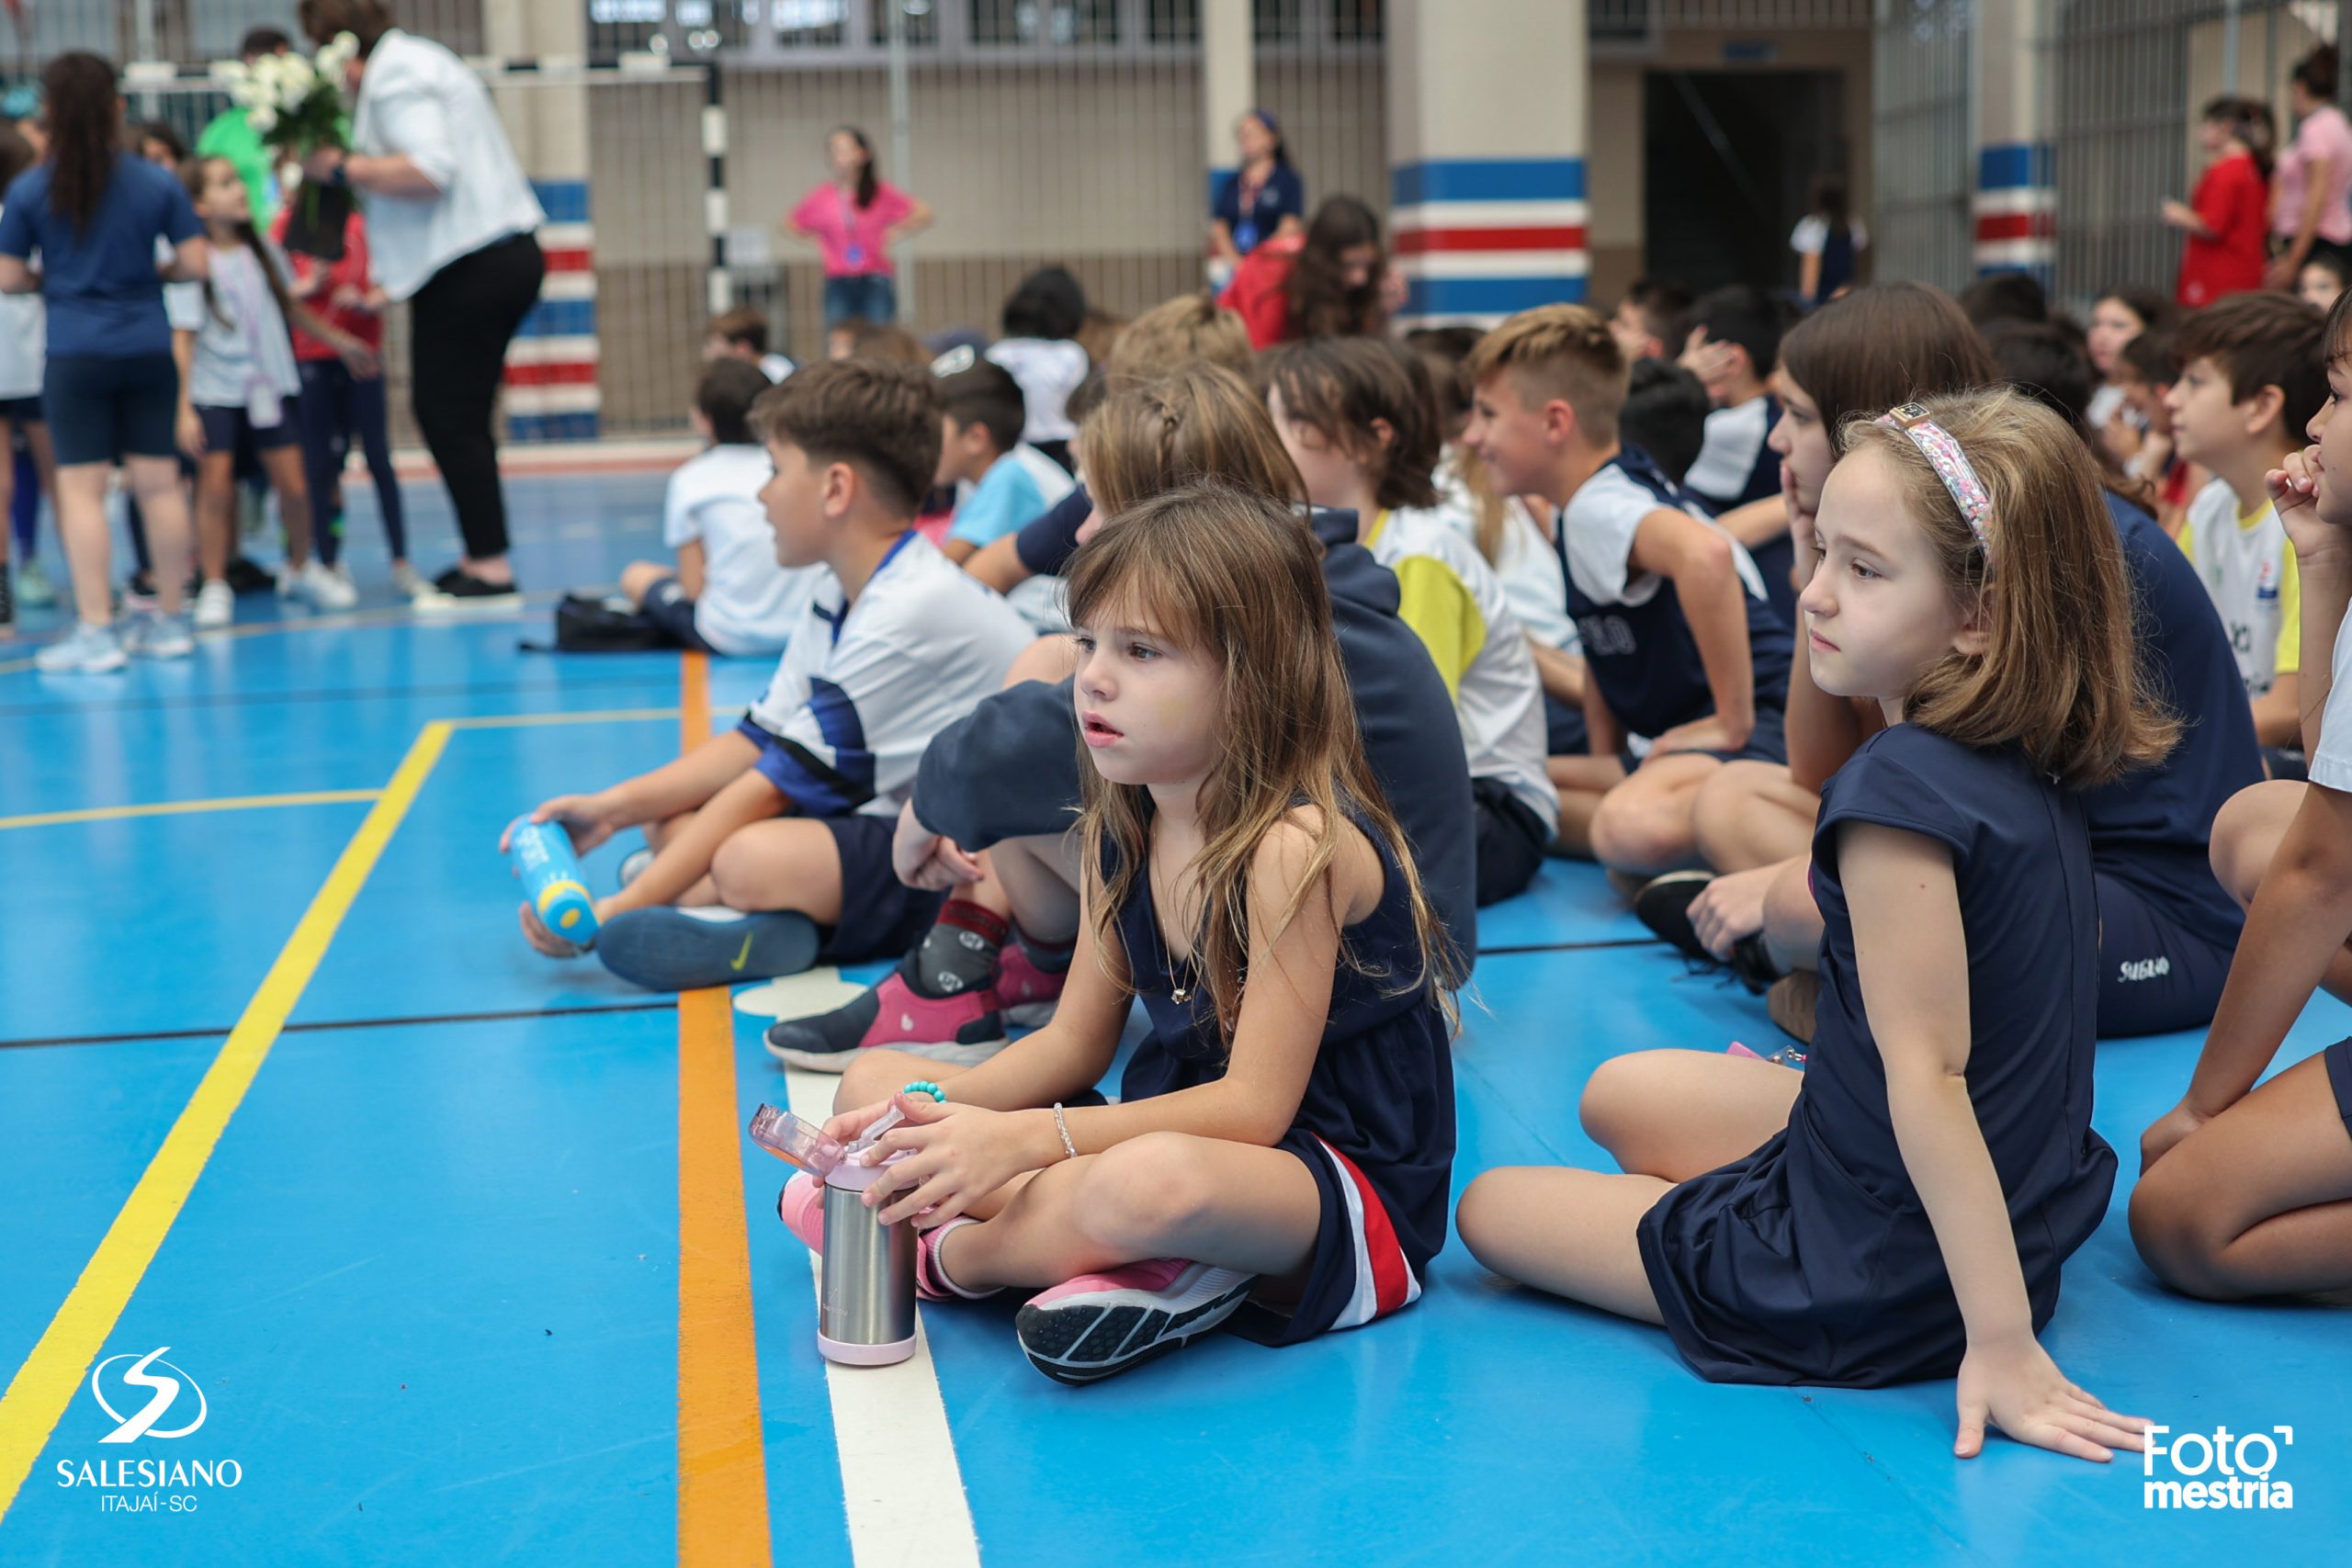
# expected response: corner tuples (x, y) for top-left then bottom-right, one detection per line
(775, 1175), (1000, 1303)
(763, 967), (1009, 1073)
(1013, 1259), (1255, 1384)
(994, 940), (1069, 1029)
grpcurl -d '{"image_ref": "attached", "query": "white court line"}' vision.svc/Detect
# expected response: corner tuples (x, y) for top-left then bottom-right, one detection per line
(758, 969), (983, 1568)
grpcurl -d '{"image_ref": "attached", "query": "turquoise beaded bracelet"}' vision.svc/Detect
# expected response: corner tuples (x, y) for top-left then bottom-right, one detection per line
(902, 1080), (945, 1103)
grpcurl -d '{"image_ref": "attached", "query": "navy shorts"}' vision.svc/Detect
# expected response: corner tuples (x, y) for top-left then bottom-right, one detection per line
(641, 576), (718, 654)
(1226, 1130), (1427, 1347)
(1620, 704), (1790, 772)
(0, 394), (42, 423)
(2325, 1038), (2352, 1141)
(1472, 776), (1550, 907)
(2094, 872), (2237, 1038)
(817, 810), (947, 964)
(44, 353), (178, 465)
(196, 400), (300, 457)
(1704, 702), (1788, 766)
(1543, 690), (1589, 756)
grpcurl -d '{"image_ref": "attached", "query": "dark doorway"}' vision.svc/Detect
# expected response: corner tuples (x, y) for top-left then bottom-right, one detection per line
(1644, 70), (1846, 295)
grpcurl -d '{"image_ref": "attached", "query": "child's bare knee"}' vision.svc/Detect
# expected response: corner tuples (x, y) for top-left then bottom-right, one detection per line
(2210, 781), (2300, 908)
(1455, 1168), (1522, 1263)
(2128, 1167), (2234, 1298)
(1589, 786), (1688, 874)
(707, 834), (767, 908)
(1077, 1133), (1213, 1254)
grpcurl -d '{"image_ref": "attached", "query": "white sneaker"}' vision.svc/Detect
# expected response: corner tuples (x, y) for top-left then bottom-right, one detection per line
(193, 580), (235, 628)
(331, 560), (356, 591)
(16, 556), (55, 607)
(123, 609), (194, 660)
(288, 558), (359, 612)
(391, 562), (425, 599)
(35, 620), (127, 672)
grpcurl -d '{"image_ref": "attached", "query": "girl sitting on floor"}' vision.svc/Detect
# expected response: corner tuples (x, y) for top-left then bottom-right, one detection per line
(780, 477), (1462, 1385)
(1458, 389), (2169, 1463)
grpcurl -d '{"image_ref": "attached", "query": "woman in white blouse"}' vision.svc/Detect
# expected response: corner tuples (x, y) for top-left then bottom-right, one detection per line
(298, 0), (544, 607)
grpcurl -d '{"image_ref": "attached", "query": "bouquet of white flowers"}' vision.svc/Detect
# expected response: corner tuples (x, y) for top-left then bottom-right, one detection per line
(216, 31), (357, 154)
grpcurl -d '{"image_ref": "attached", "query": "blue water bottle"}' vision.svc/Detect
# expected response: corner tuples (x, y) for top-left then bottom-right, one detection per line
(506, 818), (599, 944)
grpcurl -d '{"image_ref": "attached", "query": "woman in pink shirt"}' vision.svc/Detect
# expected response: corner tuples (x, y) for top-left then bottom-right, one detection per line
(2267, 45), (2352, 288)
(786, 127), (932, 328)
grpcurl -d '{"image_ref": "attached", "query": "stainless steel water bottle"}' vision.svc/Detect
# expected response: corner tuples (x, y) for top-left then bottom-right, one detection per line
(818, 1159), (917, 1366)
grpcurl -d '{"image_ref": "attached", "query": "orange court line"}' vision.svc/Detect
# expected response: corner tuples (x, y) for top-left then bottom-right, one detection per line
(672, 651), (775, 1566)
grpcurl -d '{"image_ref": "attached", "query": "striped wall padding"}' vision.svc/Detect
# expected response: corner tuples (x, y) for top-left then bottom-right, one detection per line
(1389, 158), (1588, 327)
(507, 179), (598, 441)
(1973, 142), (2055, 283)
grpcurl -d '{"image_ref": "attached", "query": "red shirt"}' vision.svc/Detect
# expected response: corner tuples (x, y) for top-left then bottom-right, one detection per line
(1218, 233), (1304, 350)
(269, 207), (384, 359)
(2177, 150), (2270, 308)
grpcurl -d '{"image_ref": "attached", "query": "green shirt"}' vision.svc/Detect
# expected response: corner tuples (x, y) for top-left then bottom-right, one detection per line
(196, 109), (278, 226)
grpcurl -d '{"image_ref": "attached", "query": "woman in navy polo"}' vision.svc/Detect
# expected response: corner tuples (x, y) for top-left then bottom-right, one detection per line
(1209, 110), (1306, 273)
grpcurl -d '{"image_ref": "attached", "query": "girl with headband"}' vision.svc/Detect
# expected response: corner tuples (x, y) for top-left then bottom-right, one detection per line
(1459, 389), (2174, 1464)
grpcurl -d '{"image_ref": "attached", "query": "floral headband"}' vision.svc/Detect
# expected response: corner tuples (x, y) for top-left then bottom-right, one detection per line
(1875, 401), (1996, 578)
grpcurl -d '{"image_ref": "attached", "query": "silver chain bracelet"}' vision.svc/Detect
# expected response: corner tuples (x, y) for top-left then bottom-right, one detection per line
(1050, 1101), (1077, 1162)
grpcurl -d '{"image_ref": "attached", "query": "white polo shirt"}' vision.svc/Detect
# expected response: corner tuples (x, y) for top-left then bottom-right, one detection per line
(351, 29), (545, 300)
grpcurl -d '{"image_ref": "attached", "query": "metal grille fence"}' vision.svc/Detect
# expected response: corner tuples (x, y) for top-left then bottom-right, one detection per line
(1869, 0), (1973, 295)
(2049, 0), (2337, 310)
(713, 1), (1390, 367)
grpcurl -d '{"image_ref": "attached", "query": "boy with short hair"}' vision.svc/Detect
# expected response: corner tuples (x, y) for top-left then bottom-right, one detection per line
(706, 304), (794, 382)
(512, 358), (1036, 990)
(1679, 285), (1796, 623)
(1462, 304), (1792, 874)
(932, 354), (1075, 565)
(2167, 292), (2327, 771)
(616, 358), (817, 657)
(1608, 276), (1690, 365)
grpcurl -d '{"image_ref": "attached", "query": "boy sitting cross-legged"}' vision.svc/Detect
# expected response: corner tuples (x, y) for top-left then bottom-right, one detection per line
(506, 359), (1036, 990)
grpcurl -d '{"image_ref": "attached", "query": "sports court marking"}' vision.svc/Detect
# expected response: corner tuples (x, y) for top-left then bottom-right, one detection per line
(0, 720), (450, 1522)
(673, 650), (779, 1564)
(0, 999), (678, 1053)
(0, 699), (689, 1526)
(0, 788), (383, 832)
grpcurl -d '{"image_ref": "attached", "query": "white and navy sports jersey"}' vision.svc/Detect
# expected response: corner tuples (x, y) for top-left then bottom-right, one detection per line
(741, 531), (1035, 818)
(1683, 393), (1781, 511)
(1683, 393), (1795, 626)
(1557, 446), (1793, 746)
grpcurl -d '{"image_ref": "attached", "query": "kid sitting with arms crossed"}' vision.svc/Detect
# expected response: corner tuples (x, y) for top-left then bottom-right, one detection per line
(789, 479), (1461, 1385)
(505, 359), (1034, 990)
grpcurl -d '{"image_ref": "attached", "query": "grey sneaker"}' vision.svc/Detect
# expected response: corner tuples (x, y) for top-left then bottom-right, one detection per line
(124, 609), (195, 660)
(35, 620), (128, 673)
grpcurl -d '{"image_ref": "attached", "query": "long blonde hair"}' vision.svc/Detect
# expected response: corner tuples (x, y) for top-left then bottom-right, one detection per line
(1067, 479), (1460, 1044)
(1840, 388), (2178, 789)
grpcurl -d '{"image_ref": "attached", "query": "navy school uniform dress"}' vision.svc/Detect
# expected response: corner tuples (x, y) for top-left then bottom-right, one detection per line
(1109, 807), (1455, 1343)
(1636, 723), (2117, 1385)
(2086, 491), (2264, 1036)
(1557, 446), (1794, 765)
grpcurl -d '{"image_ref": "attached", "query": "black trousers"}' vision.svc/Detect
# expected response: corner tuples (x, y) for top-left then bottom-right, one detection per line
(408, 231), (545, 561)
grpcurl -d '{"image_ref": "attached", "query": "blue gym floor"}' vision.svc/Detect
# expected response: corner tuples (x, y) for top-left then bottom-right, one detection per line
(2, 470), (2347, 1566)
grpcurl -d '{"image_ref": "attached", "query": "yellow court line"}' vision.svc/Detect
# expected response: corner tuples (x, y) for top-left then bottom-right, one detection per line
(445, 706), (679, 730)
(673, 650), (776, 1565)
(0, 789), (383, 832)
(0, 720), (452, 1523)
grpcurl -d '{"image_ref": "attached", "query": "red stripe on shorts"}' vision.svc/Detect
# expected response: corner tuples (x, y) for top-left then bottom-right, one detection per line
(1318, 1139), (1412, 1319)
